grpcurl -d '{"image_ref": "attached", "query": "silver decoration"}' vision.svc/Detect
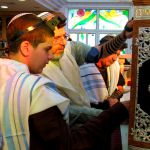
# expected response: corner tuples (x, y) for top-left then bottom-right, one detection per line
(135, 27), (150, 67)
(132, 104), (150, 142)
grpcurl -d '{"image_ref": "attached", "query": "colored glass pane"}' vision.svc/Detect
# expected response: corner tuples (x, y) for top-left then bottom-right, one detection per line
(79, 33), (86, 44)
(68, 9), (97, 29)
(99, 9), (129, 30)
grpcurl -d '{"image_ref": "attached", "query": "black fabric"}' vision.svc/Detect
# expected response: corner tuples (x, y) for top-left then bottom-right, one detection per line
(29, 103), (128, 150)
(29, 106), (70, 150)
(91, 100), (110, 110)
(138, 59), (150, 115)
(117, 73), (125, 86)
(86, 47), (99, 63)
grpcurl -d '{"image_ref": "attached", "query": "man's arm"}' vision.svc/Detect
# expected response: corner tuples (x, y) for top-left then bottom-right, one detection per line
(86, 19), (133, 63)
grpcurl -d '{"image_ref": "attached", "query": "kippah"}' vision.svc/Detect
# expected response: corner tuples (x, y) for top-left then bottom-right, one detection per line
(7, 13), (34, 27)
(38, 12), (55, 21)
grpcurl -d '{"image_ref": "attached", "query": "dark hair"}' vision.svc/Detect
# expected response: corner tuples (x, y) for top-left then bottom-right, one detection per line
(99, 35), (114, 45)
(7, 13), (54, 53)
(99, 35), (127, 50)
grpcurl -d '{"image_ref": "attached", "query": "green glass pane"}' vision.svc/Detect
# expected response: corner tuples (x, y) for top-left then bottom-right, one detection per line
(68, 9), (97, 29)
(79, 33), (86, 44)
(99, 10), (129, 30)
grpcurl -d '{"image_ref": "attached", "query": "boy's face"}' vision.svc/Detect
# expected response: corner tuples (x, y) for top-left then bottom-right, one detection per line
(97, 50), (121, 68)
(28, 37), (53, 74)
(50, 27), (67, 60)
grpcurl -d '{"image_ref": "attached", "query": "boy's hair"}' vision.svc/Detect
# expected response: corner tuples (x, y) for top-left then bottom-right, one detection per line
(7, 13), (54, 53)
(99, 35), (127, 50)
(99, 35), (114, 45)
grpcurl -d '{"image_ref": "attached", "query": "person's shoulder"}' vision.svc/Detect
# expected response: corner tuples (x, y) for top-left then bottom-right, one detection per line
(17, 73), (52, 89)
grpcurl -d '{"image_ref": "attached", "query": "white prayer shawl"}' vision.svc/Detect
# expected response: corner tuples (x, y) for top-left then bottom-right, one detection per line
(80, 61), (120, 103)
(0, 59), (69, 150)
(107, 61), (120, 96)
(43, 42), (91, 107)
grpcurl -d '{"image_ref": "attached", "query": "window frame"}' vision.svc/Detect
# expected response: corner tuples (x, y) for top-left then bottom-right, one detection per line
(65, 5), (133, 53)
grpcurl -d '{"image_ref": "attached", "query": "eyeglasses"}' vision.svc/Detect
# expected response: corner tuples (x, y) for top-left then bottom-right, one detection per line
(64, 34), (69, 40)
(64, 34), (72, 41)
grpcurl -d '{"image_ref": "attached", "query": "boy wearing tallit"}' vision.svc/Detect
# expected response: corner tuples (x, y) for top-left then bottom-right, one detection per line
(80, 35), (127, 109)
(80, 35), (127, 150)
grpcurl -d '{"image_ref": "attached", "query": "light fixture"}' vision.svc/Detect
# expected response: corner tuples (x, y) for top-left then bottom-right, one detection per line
(0, 5), (8, 9)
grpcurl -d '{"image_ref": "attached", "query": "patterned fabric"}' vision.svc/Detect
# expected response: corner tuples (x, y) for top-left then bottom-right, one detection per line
(80, 63), (108, 103)
(0, 58), (69, 150)
(80, 61), (120, 103)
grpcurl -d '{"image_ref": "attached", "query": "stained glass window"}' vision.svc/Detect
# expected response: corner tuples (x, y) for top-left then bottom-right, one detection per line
(79, 33), (86, 44)
(67, 8), (130, 53)
(68, 9), (97, 29)
(99, 10), (129, 30)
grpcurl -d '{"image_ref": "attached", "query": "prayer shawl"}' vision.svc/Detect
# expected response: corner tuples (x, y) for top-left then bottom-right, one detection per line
(43, 41), (91, 107)
(0, 59), (69, 150)
(107, 60), (120, 95)
(80, 61), (120, 103)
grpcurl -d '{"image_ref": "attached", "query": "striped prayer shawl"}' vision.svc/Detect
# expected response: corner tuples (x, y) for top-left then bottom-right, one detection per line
(80, 63), (108, 103)
(80, 62), (120, 103)
(0, 71), (69, 150)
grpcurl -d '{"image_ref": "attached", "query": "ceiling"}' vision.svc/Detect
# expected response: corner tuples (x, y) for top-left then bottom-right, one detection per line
(0, 0), (49, 12)
(0, 0), (68, 13)
(0, 0), (132, 13)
